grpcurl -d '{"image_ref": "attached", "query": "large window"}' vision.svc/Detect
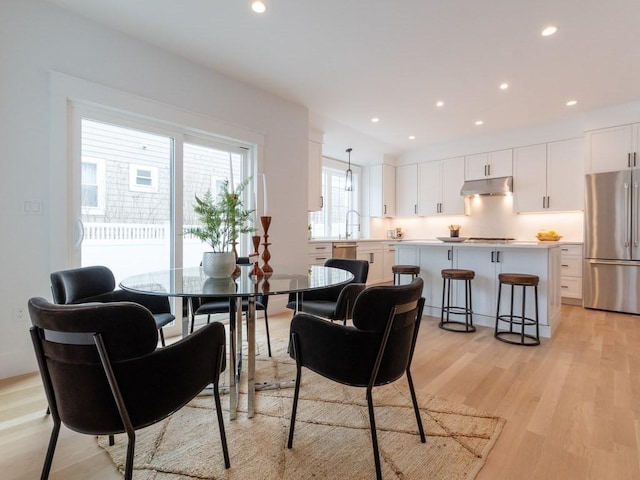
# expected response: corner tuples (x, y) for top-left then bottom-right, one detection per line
(310, 158), (360, 238)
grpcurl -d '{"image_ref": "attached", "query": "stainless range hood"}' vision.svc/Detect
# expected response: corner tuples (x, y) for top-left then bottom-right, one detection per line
(460, 176), (513, 196)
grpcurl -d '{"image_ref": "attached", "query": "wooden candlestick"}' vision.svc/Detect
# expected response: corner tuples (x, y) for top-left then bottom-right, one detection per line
(260, 216), (273, 274)
(251, 235), (264, 278)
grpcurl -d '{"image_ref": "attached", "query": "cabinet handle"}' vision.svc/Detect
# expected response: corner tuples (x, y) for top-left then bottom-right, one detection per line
(484, 165), (487, 176)
(635, 152), (637, 167)
(414, 204), (417, 214)
(447, 249), (451, 261)
(384, 204), (387, 215)
(629, 153), (632, 168)
(320, 196), (324, 208)
(561, 285), (569, 289)
(491, 251), (495, 263)
(488, 164), (491, 176)
(561, 264), (569, 267)
(547, 196), (550, 209)
(369, 252), (374, 263)
(496, 251), (501, 263)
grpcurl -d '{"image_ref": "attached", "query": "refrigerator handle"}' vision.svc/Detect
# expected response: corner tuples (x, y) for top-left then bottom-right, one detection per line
(635, 181), (639, 247)
(625, 182), (630, 247)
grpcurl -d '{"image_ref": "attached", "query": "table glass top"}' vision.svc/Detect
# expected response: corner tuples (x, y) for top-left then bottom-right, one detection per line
(119, 265), (353, 297)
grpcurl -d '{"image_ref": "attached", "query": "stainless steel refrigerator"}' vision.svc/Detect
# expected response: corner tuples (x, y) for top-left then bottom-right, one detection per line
(584, 170), (640, 314)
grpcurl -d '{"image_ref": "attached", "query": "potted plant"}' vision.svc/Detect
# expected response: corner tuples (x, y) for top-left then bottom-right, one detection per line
(186, 178), (255, 278)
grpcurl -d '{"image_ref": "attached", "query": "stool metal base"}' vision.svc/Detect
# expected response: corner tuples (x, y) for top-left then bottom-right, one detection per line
(495, 281), (540, 346)
(439, 277), (475, 333)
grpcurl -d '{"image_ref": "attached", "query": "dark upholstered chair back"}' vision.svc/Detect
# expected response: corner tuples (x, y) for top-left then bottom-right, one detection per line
(325, 258), (369, 284)
(28, 297), (229, 478)
(29, 298), (159, 433)
(50, 265), (116, 304)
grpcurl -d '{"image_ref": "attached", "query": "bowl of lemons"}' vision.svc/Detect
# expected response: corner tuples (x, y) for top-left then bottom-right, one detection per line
(536, 230), (562, 241)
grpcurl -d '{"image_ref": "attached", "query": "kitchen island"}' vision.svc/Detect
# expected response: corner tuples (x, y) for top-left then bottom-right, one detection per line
(395, 240), (562, 338)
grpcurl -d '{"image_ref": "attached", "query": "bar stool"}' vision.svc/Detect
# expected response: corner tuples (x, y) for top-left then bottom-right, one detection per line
(392, 264), (420, 285)
(440, 269), (475, 332)
(495, 273), (540, 346)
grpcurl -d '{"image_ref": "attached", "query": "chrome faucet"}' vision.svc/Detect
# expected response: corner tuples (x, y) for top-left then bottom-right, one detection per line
(345, 209), (361, 239)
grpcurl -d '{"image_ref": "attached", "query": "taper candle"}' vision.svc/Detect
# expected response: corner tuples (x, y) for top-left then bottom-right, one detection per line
(262, 173), (268, 216)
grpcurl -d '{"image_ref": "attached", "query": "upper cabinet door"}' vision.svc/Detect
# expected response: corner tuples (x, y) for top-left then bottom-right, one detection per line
(396, 164), (418, 216)
(465, 153), (488, 180)
(417, 161), (441, 216)
(488, 149), (513, 178)
(547, 137), (584, 212)
(586, 124), (634, 173)
(440, 156), (466, 215)
(369, 164), (395, 217)
(513, 143), (547, 213)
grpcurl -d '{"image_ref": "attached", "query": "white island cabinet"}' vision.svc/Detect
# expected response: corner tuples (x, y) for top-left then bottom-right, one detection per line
(395, 241), (561, 338)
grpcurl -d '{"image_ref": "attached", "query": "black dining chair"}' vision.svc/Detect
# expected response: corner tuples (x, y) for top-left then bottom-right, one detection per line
(285, 258), (369, 324)
(287, 278), (426, 480)
(189, 257), (272, 356)
(28, 297), (230, 480)
(50, 265), (175, 346)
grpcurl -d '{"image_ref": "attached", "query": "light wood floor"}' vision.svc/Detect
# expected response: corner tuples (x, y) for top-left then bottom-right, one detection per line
(2, 305), (640, 479)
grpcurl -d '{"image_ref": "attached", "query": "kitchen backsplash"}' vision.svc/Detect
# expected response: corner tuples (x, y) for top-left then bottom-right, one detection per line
(369, 196), (584, 242)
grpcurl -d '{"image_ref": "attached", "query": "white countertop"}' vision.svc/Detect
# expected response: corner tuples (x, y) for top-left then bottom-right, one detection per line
(394, 239), (563, 249)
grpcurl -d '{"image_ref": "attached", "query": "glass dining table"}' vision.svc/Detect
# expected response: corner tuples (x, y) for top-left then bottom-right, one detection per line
(120, 264), (353, 418)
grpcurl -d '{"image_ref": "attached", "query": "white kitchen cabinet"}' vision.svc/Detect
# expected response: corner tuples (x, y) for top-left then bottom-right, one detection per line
(559, 243), (583, 304)
(383, 243), (396, 283)
(417, 157), (465, 216)
(585, 123), (640, 173)
(513, 138), (584, 213)
(357, 242), (384, 285)
(418, 245), (453, 311)
(368, 164), (395, 217)
(465, 149), (513, 180)
(307, 139), (323, 212)
(395, 164), (418, 217)
(308, 242), (331, 266)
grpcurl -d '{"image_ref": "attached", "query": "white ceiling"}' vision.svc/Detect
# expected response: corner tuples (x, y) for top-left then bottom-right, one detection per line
(46, 0), (640, 163)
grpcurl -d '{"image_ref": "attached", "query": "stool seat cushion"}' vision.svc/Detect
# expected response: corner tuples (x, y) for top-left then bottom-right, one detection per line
(392, 265), (420, 274)
(441, 269), (475, 280)
(498, 273), (539, 285)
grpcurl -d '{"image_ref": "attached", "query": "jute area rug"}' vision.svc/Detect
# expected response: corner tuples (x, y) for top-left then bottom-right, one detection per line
(98, 338), (505, 479)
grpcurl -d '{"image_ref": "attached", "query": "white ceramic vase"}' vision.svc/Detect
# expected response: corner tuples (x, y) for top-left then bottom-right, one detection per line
(202, 251), (236, 278)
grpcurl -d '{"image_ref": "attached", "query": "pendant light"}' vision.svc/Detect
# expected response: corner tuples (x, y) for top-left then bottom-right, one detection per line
(345, 148), (353, 191)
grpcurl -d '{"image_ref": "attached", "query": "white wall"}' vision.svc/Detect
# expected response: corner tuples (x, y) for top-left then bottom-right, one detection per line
(0, 1), (309, 379)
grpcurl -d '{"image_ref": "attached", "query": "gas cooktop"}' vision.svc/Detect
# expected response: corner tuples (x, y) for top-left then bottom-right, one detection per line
(466, 237), (516, 244)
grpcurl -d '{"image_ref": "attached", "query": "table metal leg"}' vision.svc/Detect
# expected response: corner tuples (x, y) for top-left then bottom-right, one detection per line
(247, 296), (256, 417)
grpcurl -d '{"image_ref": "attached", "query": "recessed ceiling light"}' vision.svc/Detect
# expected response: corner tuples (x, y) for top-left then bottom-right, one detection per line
(566, 99), (578, 106)
(408, 135), (416, 140)
(541, 25), (558, 36)
(371, 117), (380, 123)
(436, 101), (444, 108)
(475, 120), (484, 126)
(251, 1), (266, 13)
(500, 83), (509, 90)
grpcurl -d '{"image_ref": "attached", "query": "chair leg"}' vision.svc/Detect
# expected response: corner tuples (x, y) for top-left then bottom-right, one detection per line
(406, 369), (426, 443)
(158, 328), (165, 347)
(123, 432), (136, 480)
(40, 417), (61, 480)
(213, 379), (231, 468)
(263, 310), (272, 357)
(366, 387), (383, 480)
(287, 334), (302, 449)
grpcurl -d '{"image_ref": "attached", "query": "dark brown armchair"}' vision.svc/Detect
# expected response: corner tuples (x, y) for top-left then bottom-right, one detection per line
(28, 297), (229, 480)
(50, 265), (175, 346)
(287, 278), (426, 480)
